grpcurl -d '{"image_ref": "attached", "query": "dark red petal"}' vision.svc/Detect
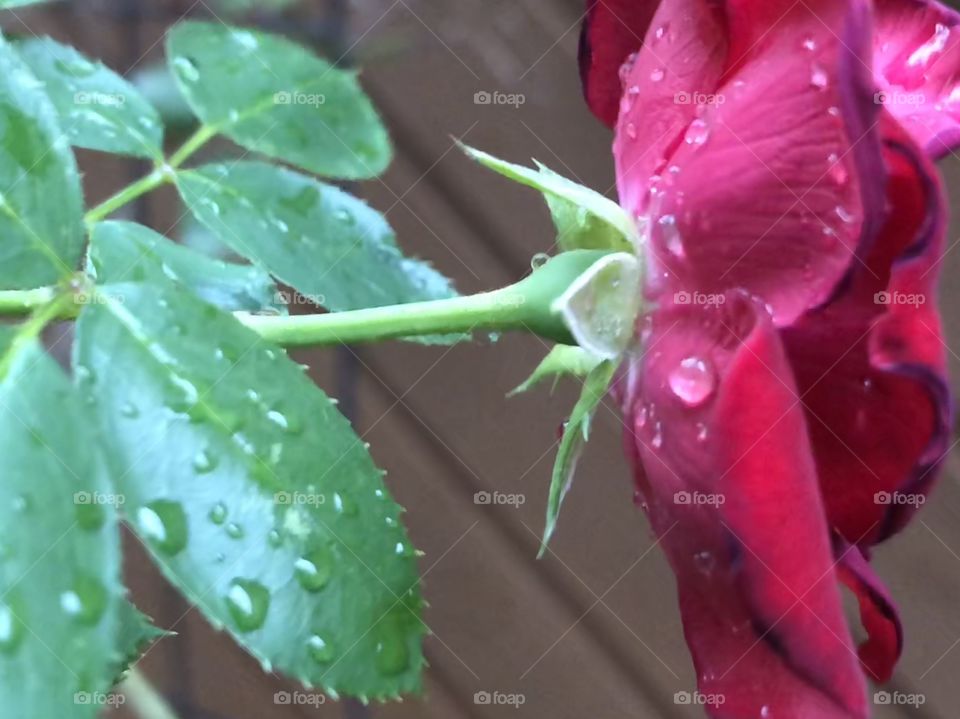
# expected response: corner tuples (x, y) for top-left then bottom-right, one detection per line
(874, 0), (960, 159)
(618, 0), (886, 326)
(579, 0), (662, 127)
(835, 538), (903, 682)
(624, 293), (867, 719)
(782, 114), (951, 547)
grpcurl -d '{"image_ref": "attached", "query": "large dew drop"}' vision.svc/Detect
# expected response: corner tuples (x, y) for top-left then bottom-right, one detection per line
(225, 579), (270, 632)
(59, 575), (108, 627)
(0, 602), (23, 654)
(668, 357), (717, 407)
(307, 634), (336, 664)
(294, 548), (334, 592)
(137, 500), (189, 556)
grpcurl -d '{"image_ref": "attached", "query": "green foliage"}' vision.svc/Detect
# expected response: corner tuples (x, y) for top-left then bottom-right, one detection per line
(74, 283), (425, 698)
(177, 161), (456, 312)
(0, 328), (128, 716)
(0, 0), (51, 7)
(0, 13), (629, 714)
(167, 21), (391, 179)
(0, 14), (452, 712)
(88, 221), (284, 314)
(17, 37), (164, 159)
(0, 35), (83, 289)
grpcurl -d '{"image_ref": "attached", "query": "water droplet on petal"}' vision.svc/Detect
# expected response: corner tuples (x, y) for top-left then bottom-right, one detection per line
(625, 122), (638, 140)
(693, 550), (716, 576)
(650, 68), (665, 82)
(225, 579), (270, 632)
(668, 357), (716, 407)
(810, 65), (829, 90)
(225, 522), (245, 540)
(656, 214), (685, 259)
(802, 37), (817, 52)
(684, 118), (710, 146)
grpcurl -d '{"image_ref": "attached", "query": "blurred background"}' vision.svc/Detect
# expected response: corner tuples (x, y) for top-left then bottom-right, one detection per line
(3, 0), (960, 717)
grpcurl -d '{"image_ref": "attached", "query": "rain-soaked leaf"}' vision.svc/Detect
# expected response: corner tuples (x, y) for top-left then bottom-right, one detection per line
(0, 35), (84, 288)
(0, 0), (52, 7)
(167, 21), (390, 179)
(0, 328), (128, 717)
(89, 221), (284, 314)
(540, 360), (617, 555)
(75, 282), (425, 699)
(462, 144), (637, 252)
(176, 162), (456, 312)
(17, 37), (164, 159)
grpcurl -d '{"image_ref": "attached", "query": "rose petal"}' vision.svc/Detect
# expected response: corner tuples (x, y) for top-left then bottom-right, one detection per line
(618, 0), (885, 326)
(874, 0), (960, 159)
(781, 115), (951, 547)
(835, 537), (903, 682)
(612, 0), (728, 215)
(579, 0), (662, 127)
(624, 293), (868, 718)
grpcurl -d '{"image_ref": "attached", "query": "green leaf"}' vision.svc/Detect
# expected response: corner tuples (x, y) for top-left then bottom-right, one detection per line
(552, 252), (643, 360)
(461, 144), (637, 252)
(74, 282), (425, 699)
(0, 327), (127, 717)
(17, 37), (164, 159)
(89, 221), (285, 314)
(131, 62), (196, 132)
(0, 0), (52, 7)
(0, 35), (84, 289)
(109, 603), (167, 685)
(509, 345), (602, 397)
(176, 161), (456, 312)
(166, 21), (390, 179)
(540, 360), (617, 556)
